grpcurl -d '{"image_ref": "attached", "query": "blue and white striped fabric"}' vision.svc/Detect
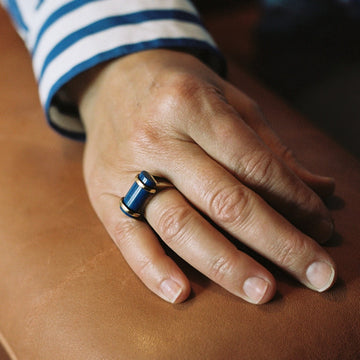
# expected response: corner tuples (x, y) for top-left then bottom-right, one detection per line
(1, 0), (224, 139)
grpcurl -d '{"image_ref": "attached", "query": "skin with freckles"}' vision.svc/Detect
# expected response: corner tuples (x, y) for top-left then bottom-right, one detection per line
(66, 49), (337, 304)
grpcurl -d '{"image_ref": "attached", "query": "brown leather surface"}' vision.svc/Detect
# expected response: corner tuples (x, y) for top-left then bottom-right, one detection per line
(0, 7), (359, 360)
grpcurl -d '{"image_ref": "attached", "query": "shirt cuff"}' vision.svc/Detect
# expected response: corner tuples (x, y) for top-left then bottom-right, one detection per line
(29, 0), (225, 140)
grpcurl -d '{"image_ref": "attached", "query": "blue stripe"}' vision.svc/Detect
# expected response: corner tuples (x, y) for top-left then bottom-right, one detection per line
(32, 0), (100, 55)
(44, 38), (225, 140)
(5, 0), (29, 32)
(37, 10), (202, 82)
(36, 0), (45, 10)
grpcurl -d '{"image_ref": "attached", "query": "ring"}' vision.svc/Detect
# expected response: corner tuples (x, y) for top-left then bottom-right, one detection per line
(120, 171), (174, 219)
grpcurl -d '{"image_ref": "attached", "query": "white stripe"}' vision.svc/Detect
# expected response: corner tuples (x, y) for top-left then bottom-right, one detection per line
(32, 0), (199, 77)
(28, 0), (84, 47)
(28, 0), (198, 50)
(38, 20), (216, 105)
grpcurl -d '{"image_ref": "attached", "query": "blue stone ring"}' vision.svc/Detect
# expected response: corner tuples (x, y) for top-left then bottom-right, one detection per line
(120, 171), (174, 219)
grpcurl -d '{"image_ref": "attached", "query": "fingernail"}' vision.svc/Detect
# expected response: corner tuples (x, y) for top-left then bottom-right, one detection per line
(306, 261), (336, 292)
(160, 279), (182, 303)
(315, 219), (334, 244)
(243, 277), (269, 304)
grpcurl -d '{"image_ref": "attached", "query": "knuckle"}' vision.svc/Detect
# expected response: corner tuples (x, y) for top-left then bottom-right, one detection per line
(127, 122), (176, 164)
(155, 202), (192, 246)
(169, 72), (203, 99)
(207, 254), (239, 283)
(155, 72), (203, 111)
(147, 72), (208, 134)
(246, 99), (263, 118)
(151, 71), (227, 123)
(270, 235), (309, 269)
(130, 127), (161, 157)
(294, 188), (325, 219)
(242, 151), (275, 185)
(208, 185), (251, 226)
(304, 190), (324, 212)
(112, 219), (137, 248)
(279, 143), (297, 163)
(136, 255), (156, 279)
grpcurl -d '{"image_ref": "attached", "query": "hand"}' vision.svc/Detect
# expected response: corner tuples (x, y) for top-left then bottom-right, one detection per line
(69, 49), (336, 304)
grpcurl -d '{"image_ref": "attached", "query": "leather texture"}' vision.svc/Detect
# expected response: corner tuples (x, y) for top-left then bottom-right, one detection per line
(0, 7), (359, 360)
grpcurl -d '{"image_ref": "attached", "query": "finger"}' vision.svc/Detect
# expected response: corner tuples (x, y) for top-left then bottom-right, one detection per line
(155, 146), (336, 292)
(94, 193), (191, 303)
(224, 83), (335, 198)
(181, 100), (334, 243)
(146, 188), (276, 304)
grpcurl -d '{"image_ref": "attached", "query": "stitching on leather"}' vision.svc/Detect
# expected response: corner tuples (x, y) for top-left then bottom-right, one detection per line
(23, 246), (119, 342)
(31, 245), (118, 306)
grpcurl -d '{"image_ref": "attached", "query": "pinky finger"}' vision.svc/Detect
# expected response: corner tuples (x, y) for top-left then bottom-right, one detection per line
(99, 194), (191, 304)
(225, 83), (335, 198)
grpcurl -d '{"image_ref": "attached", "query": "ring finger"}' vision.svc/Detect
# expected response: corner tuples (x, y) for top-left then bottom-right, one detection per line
(145, 188), (276, 304)
(96, 193), (191, 304)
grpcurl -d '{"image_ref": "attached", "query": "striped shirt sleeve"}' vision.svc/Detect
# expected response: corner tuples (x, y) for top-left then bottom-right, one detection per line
(1, 0), (225, 140)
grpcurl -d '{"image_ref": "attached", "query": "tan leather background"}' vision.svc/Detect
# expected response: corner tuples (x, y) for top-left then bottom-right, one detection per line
(0, 6), (359, 360)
